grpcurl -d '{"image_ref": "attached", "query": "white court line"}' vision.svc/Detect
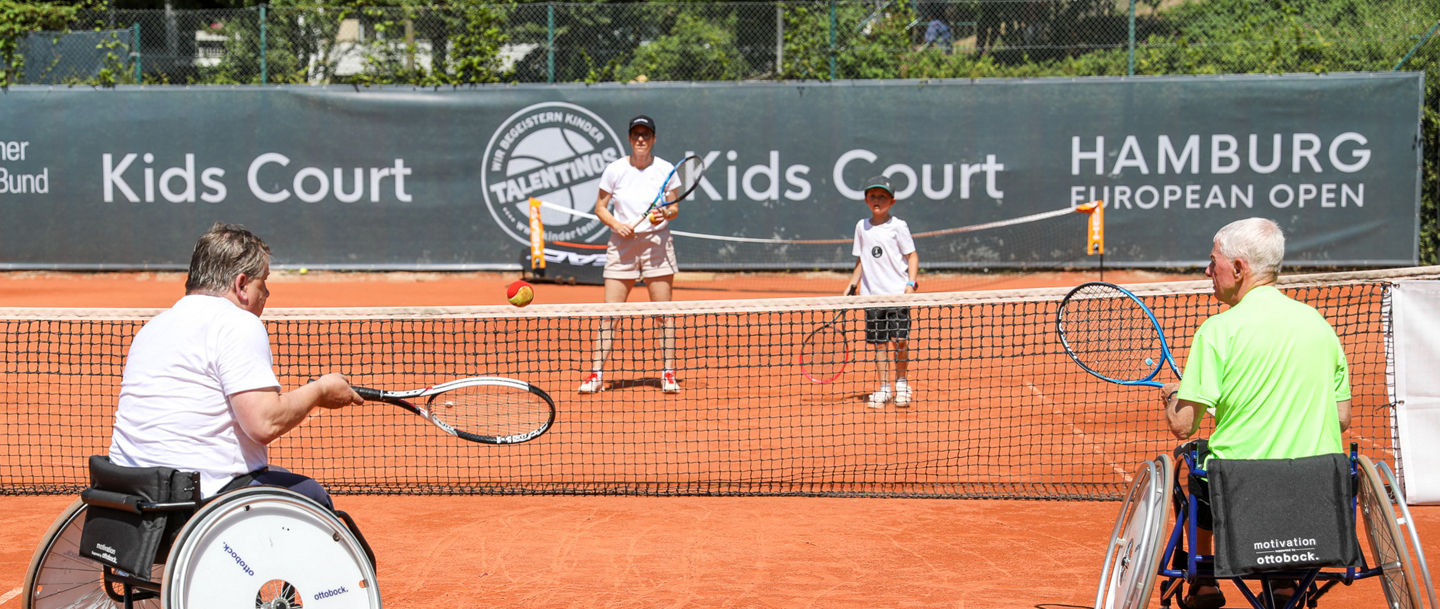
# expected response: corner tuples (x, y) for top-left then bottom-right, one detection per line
(0, 587), (22, 605)
(1025, 381), (1133, 482)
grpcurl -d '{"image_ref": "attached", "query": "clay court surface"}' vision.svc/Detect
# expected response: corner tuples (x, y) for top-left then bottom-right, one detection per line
(2, 270), (1436, 608)
(0, 268), (1193, 308)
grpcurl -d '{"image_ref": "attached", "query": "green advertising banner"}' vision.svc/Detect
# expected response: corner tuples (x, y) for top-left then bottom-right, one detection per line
(0, 72), (1421, 270)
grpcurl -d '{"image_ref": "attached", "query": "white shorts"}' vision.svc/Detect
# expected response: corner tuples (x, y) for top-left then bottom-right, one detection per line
(605, 230), (678, 280)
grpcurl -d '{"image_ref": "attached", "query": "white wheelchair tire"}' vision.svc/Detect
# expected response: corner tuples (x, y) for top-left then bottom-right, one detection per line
(162, 487), (380, 609)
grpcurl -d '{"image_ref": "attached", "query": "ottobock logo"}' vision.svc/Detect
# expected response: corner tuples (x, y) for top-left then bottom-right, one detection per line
(482, 102), (622, 247)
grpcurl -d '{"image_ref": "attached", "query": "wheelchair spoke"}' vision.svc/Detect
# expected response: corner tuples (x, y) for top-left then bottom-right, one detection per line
(25, 500), (163, 609)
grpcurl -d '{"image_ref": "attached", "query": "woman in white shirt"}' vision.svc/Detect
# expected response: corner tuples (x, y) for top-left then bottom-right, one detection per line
(577, 115), (681, 394)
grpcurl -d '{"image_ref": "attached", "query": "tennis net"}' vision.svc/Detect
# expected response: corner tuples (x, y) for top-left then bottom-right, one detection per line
(2, 267), (1434, 499)
(531, 197), (1102, 272)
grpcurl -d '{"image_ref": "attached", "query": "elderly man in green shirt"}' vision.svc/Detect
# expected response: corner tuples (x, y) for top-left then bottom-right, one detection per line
(1160, 217), (1352, 609)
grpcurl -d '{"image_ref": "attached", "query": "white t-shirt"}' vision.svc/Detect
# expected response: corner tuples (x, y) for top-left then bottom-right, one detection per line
(109, 294), (282, 497)
(598, 155), (675, 234)
(852, 216), (917, 296)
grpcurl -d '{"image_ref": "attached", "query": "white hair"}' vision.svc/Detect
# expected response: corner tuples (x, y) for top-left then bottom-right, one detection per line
(1213, 218), (1284, 280)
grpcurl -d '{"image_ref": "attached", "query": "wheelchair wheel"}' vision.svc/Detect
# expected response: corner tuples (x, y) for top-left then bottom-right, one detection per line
(162, 486), (380, 609)
(1376, 460), (1439, 608)
(1359, 455), (1437, 609)
(23, 499), (164, 609)
(1095, 454), (1173, 609)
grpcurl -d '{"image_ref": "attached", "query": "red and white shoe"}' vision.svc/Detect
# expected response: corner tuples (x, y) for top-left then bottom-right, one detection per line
(577, 372), (604, 394)
(661, 370), (680, 393)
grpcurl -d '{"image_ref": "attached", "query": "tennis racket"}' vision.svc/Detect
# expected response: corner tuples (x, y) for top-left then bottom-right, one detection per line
(1056, 282), (1180, 387)
(352, 376), (555, 444)
(629, 155), (707, 230)
(797, 285), (858, 383)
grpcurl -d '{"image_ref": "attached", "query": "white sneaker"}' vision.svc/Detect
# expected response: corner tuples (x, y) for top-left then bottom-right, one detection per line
(661, 370), (680, 393)
(577, 372), (603, 394)
(894, 379), (912, 408)
(867, 384), (892, 408)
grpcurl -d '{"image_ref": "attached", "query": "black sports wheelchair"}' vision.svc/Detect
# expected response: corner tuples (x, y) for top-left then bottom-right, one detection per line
(23, 456), (381, 609)
(1096, 441), (1435, 609)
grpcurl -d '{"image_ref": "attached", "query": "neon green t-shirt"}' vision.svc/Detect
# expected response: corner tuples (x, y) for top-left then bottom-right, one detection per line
(1178, 285), (1349, 461)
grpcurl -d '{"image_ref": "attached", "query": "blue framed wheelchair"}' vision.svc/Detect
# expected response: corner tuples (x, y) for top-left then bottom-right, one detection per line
(1097, 442), (1436, 609)
(23, 456), (381, 609)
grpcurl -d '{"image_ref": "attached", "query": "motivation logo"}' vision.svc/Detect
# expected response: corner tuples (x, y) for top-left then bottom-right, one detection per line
(481, 102), (622, 246)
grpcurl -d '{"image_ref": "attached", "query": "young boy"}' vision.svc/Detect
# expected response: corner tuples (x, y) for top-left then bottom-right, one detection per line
(845, 175), (919, 408)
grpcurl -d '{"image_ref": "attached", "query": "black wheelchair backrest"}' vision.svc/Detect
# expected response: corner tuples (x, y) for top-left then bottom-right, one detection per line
(78, 455), (201, 576)
(1208, 452), (1363, 577)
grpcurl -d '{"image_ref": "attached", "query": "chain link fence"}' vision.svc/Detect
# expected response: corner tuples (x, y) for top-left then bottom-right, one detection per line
(5, 0), (1435, 86)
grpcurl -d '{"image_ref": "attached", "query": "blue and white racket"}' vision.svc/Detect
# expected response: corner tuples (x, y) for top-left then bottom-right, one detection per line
(629, 155), (707, 229)
(1056, 282), (1180, 387)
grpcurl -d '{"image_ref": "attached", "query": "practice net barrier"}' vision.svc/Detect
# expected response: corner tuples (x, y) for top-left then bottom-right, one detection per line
(529, 198), (1105, 275)
(3, 267), (1435, 499)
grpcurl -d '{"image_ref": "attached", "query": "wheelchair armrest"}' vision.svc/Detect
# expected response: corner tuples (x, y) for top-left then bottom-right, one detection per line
(1173, 440), (1206, 475)
(82, 488), (145, 514)
(81, 488), (198, 515)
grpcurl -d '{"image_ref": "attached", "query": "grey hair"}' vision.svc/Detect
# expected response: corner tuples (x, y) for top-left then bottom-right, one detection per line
(185, 222), (271, 294)
(1213, 217), (1284, 280)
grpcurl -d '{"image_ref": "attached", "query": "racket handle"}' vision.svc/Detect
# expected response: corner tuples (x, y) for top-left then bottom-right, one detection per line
(630, 206), (659, 230)
(310, 377), (382, 400)
(351, 386), (384, 401)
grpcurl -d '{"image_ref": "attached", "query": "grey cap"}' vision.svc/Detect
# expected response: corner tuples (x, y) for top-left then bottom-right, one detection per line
(863, 175), (893, 195)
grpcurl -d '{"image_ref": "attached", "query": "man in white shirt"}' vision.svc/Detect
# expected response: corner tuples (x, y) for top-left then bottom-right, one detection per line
(109, 223), (362, 508)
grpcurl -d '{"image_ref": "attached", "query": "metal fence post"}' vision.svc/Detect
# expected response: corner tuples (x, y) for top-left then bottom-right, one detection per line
(828, 0), (836, 80)
(775, 2), (783, 76)
(1393, 18), (1440, 71)
(1127, 0), (1136, 76)
(547, 3), (555, 84)
(259, 4), (268, 85)
(132, 22), (141, 82)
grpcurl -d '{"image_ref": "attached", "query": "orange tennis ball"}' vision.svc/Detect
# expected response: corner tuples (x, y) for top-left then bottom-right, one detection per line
(506, 280), (534, 307)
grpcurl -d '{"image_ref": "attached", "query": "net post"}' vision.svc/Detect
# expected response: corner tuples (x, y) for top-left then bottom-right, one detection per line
(1077, 200), (1105, 280)
(528, 197), (546, 271)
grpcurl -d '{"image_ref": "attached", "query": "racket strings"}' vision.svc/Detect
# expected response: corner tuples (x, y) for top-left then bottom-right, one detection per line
(669, 157), (705, 200)
(427, 386), (551, 437)
(1060, 286), (1164, 381)
(799, 324), (849, 383)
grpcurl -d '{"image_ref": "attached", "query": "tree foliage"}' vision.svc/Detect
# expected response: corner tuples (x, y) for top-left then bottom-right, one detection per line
(620, 9), (752, 82)
(0, 0), (103, 86)
(0, 0), (1435, 262)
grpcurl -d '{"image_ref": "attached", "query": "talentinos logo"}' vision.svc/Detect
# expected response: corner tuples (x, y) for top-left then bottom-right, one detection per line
(481, 102), (622, 246)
